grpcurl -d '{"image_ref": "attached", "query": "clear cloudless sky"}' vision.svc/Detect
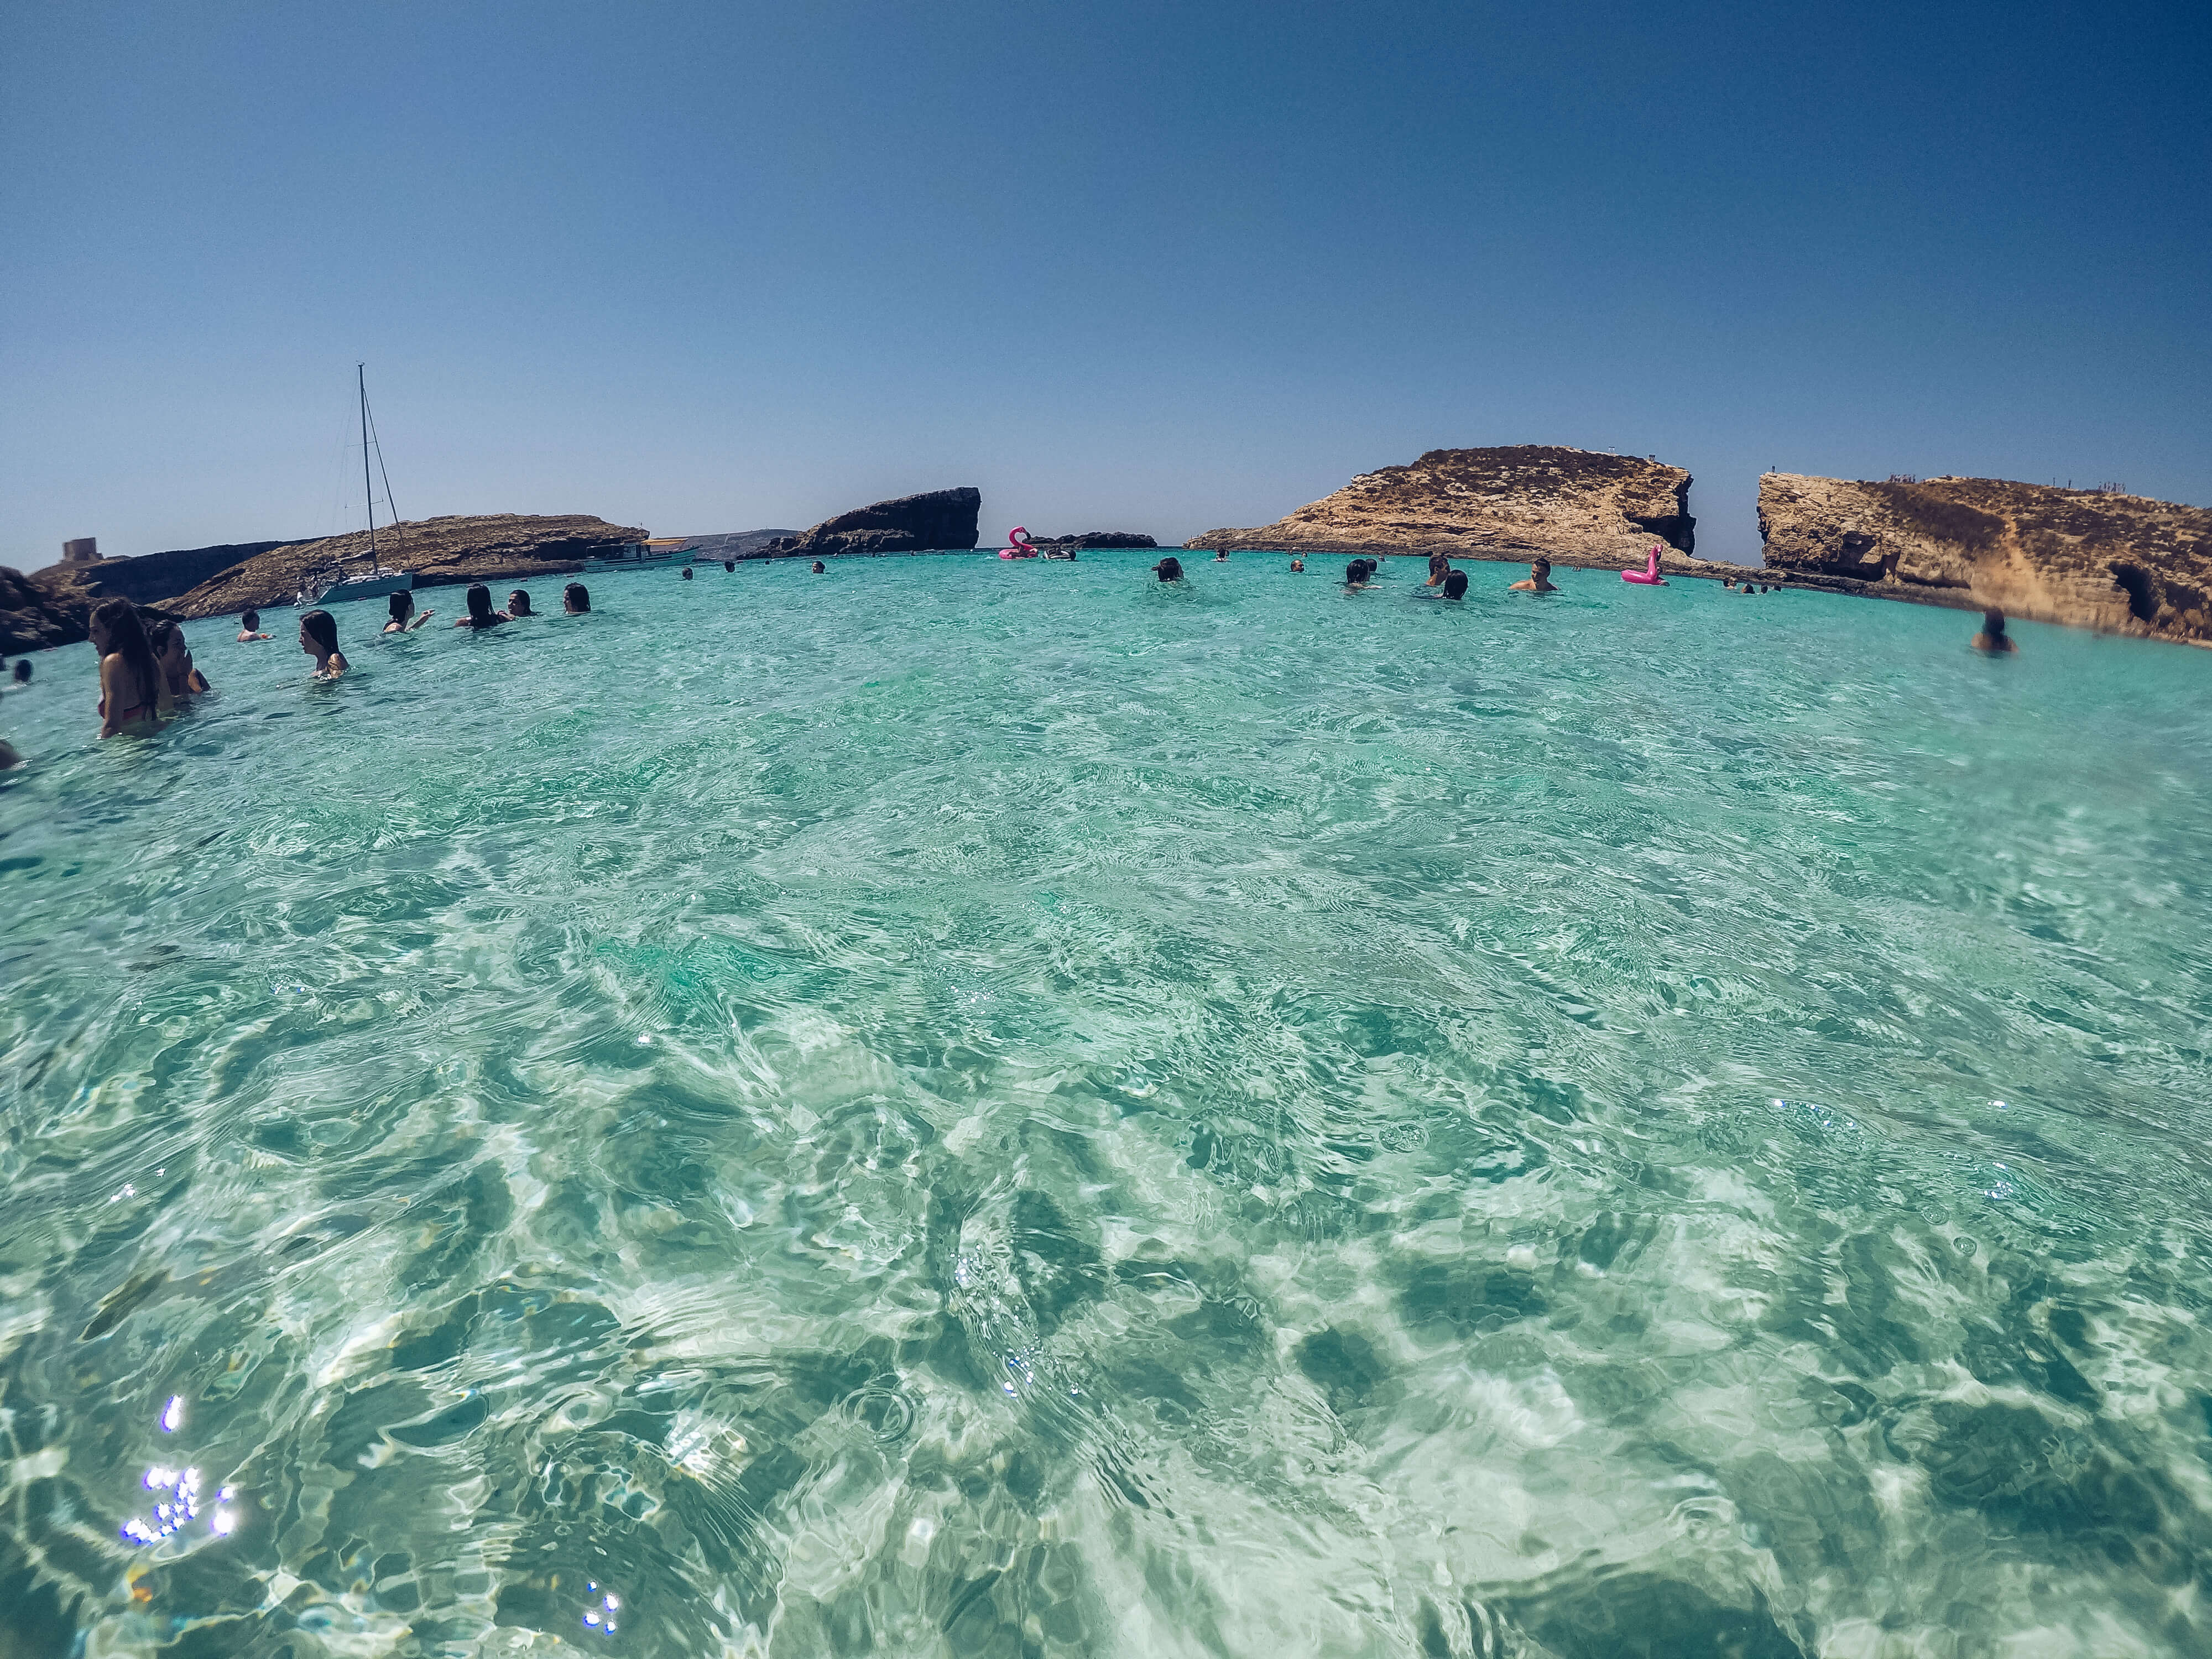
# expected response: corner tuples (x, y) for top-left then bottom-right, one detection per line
(3, 0), (2207, 567)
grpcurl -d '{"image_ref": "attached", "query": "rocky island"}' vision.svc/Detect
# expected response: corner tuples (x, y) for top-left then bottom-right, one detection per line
(1186, 445), (1741, 575)
(1758, 474), (2211, 645)
(758, 488), (982, 559)
(1031, 531), (1157, 550)
(168, 514), (646, 618)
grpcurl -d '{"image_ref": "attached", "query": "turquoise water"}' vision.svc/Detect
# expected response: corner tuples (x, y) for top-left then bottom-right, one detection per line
(4, 555), (2212, 1657)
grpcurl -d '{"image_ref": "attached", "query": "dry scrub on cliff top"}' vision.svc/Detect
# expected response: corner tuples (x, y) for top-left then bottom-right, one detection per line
(169, 514), (646, 618)
(1760, 474), (2212, 645)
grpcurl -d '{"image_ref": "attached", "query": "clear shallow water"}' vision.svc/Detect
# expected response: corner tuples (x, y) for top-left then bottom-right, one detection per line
(4, 555), (2211, 1658)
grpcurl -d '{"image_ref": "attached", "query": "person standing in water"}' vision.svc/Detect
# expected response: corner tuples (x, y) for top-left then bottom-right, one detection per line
(1509, 559), (1557, 593)
(507, 589), (535, 617)
(299, 610), (349, 678)
(1153, 556), (1184, 582)
(236, 609), (272, 641)
(383, 592), (434, 633)
(563, 582), (591, 614)
(147, 621), (212, 698)
(1971, 608), (2018, 653)
(455, 584), (509, 629)
(90, 599), (170, 738)
(1214, 550), (1229, 562)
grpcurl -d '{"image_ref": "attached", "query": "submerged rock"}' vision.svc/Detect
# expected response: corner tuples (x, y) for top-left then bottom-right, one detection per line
(771, 488), (982, 559)
(166, 514), (647, 618)
(1186, 445), (1719, 570)
(1759, 473), (2212, 645)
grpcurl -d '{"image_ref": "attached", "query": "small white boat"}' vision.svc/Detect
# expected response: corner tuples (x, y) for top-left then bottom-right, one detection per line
(299, 366), (413, 607)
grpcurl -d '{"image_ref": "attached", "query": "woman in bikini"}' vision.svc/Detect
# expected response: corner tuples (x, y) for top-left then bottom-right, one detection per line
(90, 599), (171, 738)
(384, 591), (434, 633)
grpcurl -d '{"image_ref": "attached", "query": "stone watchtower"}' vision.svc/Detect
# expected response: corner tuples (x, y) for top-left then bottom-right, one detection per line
(60, 538), (99, 565)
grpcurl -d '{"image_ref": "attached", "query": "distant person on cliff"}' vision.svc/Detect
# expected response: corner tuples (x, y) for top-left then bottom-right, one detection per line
(383, 592), (433, 633)
(455, 584), (509, 629)
(507, 589), (535, 617)
(1153, 556), (1184, 582)
(90, 599), (170, 738)
(147, 620), (212, 698)
(236, 609), (272, 641)
(1509, 559), (1557, 594)
(810, 560), (826, 575)
(299, 610), (349, 679)
(563, 582), (591, 614)
(1971, 608), (2017, 654)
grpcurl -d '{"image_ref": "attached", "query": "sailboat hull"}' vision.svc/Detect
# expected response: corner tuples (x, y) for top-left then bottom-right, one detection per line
(298, 571), (414, 606)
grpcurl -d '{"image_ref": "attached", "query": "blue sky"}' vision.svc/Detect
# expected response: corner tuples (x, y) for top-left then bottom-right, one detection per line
(3, 0), (2206, 567)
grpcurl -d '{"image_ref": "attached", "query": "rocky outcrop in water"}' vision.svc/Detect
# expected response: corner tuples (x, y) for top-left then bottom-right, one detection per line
(761, 488), (982, 559)
(1186, 446), (1715, 569)
(1, 566), (173, 654)
(1759, 474), (2212, 644)
(1032, 531), (1157, 550)
(168, 514), (647, 618)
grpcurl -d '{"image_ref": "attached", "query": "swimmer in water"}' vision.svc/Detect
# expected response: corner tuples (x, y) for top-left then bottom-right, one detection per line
(1425, 551), (1452, 587)
(811, 560), (826, 574)
(563, 582), (590, 614)
(724, 559), (735, 572)
(1442, 569), (1469, 600)
(147, 620), (211, 697)
(1214, 550), (1229, 562)
(12, 659), (32, 686)
(299, 609), (349, 679)
(1343, 560), (1369, 589)
(0, 738), (20, 769)
(90, 599), (171, 738)
(507, 589), (534, 617)
(1508, 559), (1557, 593)
(1289, 557), (1305, 572)
(1153, 556), (1184, 582)
(236, 608), (272, 641)
(455, 583), (509, 629)
(681, 565), (693, 581)
(383, 591), (433, 633)
(1971, 608), (2017, 654)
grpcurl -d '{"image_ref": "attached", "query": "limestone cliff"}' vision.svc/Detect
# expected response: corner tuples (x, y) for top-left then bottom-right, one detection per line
(168, 514), (646, 618)
(760, 488), (982, 559)
(1758, 474), (2212, 644)
(40, 538), (314, 608)
(1, 566), (174, 654)
(1186, 446), (1714, 569)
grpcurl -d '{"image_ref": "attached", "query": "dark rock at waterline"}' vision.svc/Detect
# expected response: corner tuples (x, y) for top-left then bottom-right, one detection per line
(1, 565), (175, 654)
(1032, 531), (1157, 549)
(35, 538), (314, 608)
(681, 529), (800, 561)
(1760, 473), (2212, 644)
(776, 488), (982, 559)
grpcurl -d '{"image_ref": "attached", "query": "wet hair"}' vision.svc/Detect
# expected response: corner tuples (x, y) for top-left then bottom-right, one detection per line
(146, 619), (181, 658)
(300, 608), (339, 656)
(1532, 558), (1551, 572)
(508, 589), (533, 615)
(1443, 569), (1469, 600)
(388, 590), (414, 623)
(12, 659), (29, 684)
(242, 608), (260, 629)
(90, 598), (160, 706)
(681, 566), (693, 580)
(1344, 561), (1364, 585)
(1154, 556), (1183, 581)
(1982, 608), (2007, 636)
(465, 583), (497, 623)
(723, 559), (735, 572)
(810, 560), (826, 573)
(563, 582), (590, 613)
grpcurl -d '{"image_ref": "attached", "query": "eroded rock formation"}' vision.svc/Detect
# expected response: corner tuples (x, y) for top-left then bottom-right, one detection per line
(1186, 446), (1720, 571)
(1033, 531), (1157, 550)
(761, 488), (982, 559)
(1759, 474), (2212, 644)
(168, 514), (646, 618)
(38, 539), (313, 607)
(1, 566), (173, 654)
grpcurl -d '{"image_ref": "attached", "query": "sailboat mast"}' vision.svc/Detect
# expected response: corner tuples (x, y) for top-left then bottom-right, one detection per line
(358, 363), (378, 565)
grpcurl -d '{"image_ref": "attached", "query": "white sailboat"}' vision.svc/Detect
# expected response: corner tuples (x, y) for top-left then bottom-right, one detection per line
(296, 366), (415, 607)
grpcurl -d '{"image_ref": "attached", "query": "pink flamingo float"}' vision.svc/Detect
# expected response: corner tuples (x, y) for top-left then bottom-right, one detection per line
(1620, 544), (1667, 585)
(999, 526), (1040, 560)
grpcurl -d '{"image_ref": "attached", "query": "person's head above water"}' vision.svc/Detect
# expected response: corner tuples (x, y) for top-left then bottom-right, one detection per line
(89, 597), (158, 683)
(1153, 556), (1183, 582)
(508, 588), (533, 616)
(242, 608), (260, 630)
(563, 582), (590, 614)
(464, 583), (499, 624)
(12, 659), (29, 685)
(299, 608), (340, 659)
(680, 565), (693, 581)
(388, 591), (414, 624)
(811, 560), (826, 574)
(1214, 549), (1229, 561)
(723, 559), (735, 572)
(1983, 608), (2006, 636)
(1344, 560), (1366, 586)
(1443, 569), (1469, 600)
